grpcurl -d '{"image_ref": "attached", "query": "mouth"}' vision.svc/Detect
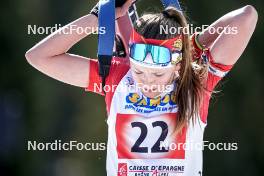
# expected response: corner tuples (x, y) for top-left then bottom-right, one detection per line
(142, 87), (158, 93)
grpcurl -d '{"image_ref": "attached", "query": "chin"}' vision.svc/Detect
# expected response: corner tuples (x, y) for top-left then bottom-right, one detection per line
(142, 91), (160, 99)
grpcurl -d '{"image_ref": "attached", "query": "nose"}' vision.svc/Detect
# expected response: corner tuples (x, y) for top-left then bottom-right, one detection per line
(143, 73), (155, 85)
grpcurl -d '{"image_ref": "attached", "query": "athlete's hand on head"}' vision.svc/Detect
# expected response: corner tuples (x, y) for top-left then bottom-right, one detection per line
(115, 0), (135, 19)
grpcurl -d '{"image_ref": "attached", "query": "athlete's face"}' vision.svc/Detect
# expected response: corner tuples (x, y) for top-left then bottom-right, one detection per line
(130, 58), (181, 99)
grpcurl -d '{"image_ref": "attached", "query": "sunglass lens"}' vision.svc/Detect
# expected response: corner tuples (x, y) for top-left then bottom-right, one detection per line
(151, 46), (171, 64)
(129, 44), (147, 61)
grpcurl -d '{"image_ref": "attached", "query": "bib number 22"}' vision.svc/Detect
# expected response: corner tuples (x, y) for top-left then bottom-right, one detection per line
(131, 121), (169, 153)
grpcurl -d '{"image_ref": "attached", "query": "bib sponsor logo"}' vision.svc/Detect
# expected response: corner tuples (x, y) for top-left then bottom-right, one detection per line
(118, 163), (128, 176)
(125, 92), (176, 110)
(118, 163), (185, 176)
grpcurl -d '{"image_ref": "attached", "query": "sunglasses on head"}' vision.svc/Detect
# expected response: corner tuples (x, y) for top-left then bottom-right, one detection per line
(129, 43), (182, 65)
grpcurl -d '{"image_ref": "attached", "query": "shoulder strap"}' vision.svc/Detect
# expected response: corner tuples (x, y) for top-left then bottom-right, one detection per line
(97, 0), (182, 93)
(161, 0), (182, 10)
(97, 0), (116, 92)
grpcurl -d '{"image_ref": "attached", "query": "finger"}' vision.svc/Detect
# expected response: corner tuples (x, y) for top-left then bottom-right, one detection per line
(116, 0), (135, 18)
(122, 0), (135, 11)
(119, 0), (134, 16)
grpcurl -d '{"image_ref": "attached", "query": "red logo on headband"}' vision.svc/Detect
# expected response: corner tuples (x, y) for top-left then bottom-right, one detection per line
(129, 28), (183, 52)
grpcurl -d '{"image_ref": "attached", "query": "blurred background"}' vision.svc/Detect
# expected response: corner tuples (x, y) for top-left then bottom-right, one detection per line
(0, 0), (263, 175)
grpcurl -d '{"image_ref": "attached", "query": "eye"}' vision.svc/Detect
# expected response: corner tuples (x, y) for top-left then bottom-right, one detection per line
(154, 73), (165, 77)
(133, 70), (143, 75)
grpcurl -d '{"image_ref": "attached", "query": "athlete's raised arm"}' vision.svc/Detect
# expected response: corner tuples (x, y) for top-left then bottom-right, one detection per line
(25, 0), (134, 88)
(198, 5), (258, 65)
(25, 14), (98, 88)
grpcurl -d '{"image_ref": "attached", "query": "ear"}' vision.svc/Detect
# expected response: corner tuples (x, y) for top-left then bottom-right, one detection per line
(171, 63), (179, 78)
(175, 62), (181, 71)
(173, 62), (181, 79)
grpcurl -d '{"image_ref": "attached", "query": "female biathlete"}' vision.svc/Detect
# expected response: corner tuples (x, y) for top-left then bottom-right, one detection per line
(25, 0), (258, 175)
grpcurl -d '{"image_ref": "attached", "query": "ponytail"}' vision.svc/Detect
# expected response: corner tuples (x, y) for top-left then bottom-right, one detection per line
(134, 6), (207, 133)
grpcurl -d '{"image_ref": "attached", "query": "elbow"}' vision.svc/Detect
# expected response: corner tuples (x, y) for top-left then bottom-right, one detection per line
(25, 48), (37, 65)
(25, 49), (33, 64)
(242, 5), (258, 25)
(25, 49), (33, 60)
(25, 47), (46, 67)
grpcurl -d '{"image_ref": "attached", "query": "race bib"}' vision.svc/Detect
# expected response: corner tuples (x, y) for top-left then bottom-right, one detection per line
(116, 113), (187, 159)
